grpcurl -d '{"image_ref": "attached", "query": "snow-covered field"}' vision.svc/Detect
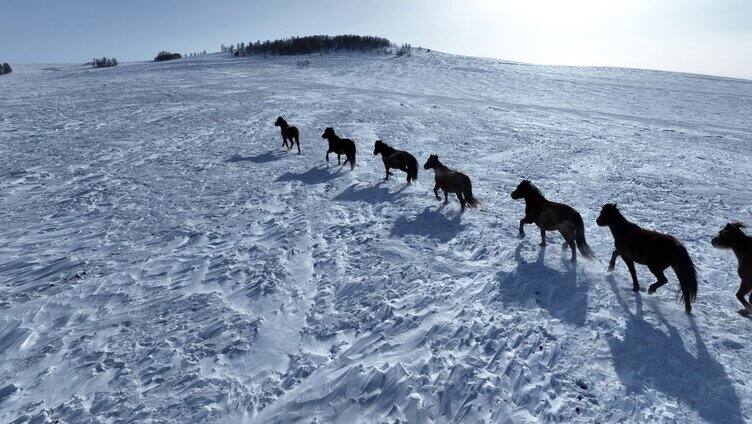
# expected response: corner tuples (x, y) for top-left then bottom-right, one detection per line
(1, 51), (751, 423)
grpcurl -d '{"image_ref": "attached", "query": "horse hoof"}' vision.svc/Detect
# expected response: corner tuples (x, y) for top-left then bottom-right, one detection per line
(632, 287), (640, 292)
(518, 233), (525, 239)
(539, 242), (546, 247)
(607, 267), (614, 272)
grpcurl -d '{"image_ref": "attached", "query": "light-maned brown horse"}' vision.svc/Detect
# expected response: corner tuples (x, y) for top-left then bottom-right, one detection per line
(597, 203), (698, 314)
(511, 180), (594, 262)
(712, 222), (752, 316)
(274, 116), (300, 154)
(423, 155), (479, 213)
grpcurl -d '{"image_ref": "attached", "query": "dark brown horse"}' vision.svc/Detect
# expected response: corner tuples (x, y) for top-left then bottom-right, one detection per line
(423, 155), (479, 213)
(274, 116), (300, 154)
(373, 140), (418, 184)
(712, 222), (752, 316)
(321, 127), (356, 170)
(511, 180), (593, 262)
(597, 203), (698, 314)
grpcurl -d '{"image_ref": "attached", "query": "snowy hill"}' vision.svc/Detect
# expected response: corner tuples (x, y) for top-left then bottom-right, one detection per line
(1, 51), (751, 423)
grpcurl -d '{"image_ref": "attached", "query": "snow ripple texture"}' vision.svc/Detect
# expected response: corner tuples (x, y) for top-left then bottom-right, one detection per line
(0, 52), (751, 423)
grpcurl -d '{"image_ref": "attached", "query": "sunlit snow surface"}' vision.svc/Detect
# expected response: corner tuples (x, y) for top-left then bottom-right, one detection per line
(1, 52), (751, 423)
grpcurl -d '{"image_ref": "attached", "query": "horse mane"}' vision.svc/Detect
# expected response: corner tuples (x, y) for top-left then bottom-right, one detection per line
(608, 204), (643, 230)
(731, 222), (752, 250)
(377, 140), (396, 155)
(523, 180), (545, 201)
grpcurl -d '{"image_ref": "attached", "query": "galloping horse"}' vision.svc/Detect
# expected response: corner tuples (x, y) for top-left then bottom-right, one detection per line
(373, 140), (418, 184)
(321, 127), (356, 170)
(274, 116), (300, 154)
(423, 154), (479, 213)
(712, 222), (752, 316)
(597, 203), (698, 314)
(511, 180), (594, 262)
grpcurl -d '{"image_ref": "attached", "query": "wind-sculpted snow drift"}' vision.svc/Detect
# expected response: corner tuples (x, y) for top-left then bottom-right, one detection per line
(0, 52), (751, 423)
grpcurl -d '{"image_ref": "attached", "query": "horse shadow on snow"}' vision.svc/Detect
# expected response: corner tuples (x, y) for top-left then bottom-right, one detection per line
(228, 150), (285, 164)
(391, 207), (466, 243)
(275, 165), (342, 185)
(495, 243), (588, 326)
(606, 274), (744, 424)
(334, 181), (407, 205)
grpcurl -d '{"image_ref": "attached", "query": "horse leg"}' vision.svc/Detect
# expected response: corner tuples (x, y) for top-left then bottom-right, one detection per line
(608, 250), (619, 272)
(457, 192), (465, 213)
(647, 264), (669, 294)
(326, 150), (330, 162)
(624, 258), (640, 292)
(443, 190), (449, 205)
(518, 216), (533, 239)
(384, 165), (390, 180)
(337, 154), (341, 165)
(539, 228), (547, 246)
(559, 228), (576, 261)
(736, 279), (752, 316)
(433, 183), (442, 200)
(295, 137), (300, 154)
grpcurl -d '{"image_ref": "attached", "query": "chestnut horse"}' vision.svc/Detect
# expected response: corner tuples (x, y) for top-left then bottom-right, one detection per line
(712, 222), (752, 316)
(423, 154), (479, 213)
(597, 203), (698, 314)
(511, 180), (594, 262)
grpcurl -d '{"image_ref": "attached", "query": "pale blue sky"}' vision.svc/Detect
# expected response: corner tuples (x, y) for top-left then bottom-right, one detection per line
(2, 0), (750, 78)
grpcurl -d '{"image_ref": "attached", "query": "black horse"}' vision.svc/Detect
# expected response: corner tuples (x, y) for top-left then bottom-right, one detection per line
(712, 222), (752, 316)
(321, 127), (356, 170)
(373, 140), (418, 184)
(274, 116), (300, 154)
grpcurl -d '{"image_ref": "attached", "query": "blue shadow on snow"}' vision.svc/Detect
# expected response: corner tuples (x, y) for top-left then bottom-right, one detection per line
(275, 165), (342, 185)
(606, 275), (744, 424)
(494, 243), (588, 326)
(390, 207), (466, 243)
(334, 181), (407, 205)
(228, 150), (285, 164)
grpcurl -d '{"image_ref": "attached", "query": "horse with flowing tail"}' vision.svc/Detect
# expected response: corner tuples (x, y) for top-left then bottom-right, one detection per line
(597, 203), (698, 314)
(274, 116), (300, 154)
(712, 222), (752, 316)
(373, 140), (418, 184)
(321, 127), (356, 170)
(511, 179), (594, 262)
(423, 154), (479, 213)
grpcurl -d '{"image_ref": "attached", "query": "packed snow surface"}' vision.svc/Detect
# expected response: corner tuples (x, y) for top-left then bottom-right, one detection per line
(1, 51), (751, 423)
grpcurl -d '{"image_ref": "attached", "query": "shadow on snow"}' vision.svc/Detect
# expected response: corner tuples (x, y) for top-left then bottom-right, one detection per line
(334, 181), (407, 204)
(390, 207), (466, 243)
(275, 165), (342, 185)
(606, 274), (744, 424)
(228, 150), (285, 164)
(494, 243), (588, 326)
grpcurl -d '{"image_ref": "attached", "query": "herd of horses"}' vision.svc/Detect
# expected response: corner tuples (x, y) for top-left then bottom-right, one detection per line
(274, 116), (752, 317)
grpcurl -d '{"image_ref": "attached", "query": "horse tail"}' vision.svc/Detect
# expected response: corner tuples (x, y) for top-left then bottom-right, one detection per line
(463, 177), (480, 208)
(347, 142), (356, 170)
(672, 244), (698, 314)
(407, 155), (418, 182)
(574, 214), (595, 259)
